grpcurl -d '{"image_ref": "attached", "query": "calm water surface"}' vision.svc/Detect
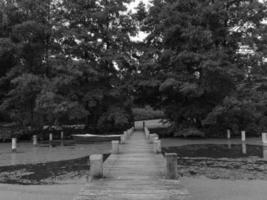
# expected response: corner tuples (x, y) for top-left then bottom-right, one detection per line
(162, 137), (267, 160)
(0, 140), (111, 166)
(163, 143), (267, 159)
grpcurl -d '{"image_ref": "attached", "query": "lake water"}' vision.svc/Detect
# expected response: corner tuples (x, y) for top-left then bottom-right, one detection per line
(163, 143), (267, 159)
(0, 140), (111, 166)
(162, 137), (267, 158)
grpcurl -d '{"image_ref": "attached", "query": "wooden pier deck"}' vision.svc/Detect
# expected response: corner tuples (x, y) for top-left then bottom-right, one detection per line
(74, 130), (189, 200)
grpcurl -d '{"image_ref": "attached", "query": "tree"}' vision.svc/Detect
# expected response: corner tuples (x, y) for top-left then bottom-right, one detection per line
(135, 0), (267, 136)
(0, 0), (55, 128)
(0, 0), (137, 132)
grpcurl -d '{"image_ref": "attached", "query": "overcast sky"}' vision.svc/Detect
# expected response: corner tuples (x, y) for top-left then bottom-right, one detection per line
(128, 0), (151, 12)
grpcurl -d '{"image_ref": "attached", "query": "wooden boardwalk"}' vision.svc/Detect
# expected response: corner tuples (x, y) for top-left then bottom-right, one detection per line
(74, 130), (189, 200)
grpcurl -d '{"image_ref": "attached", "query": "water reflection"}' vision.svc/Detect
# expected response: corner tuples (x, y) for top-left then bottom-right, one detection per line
(0, 141), (110, 167)
(163, 144), (264, 158)
(263, 146), (267, 160)
(242, 142), (247, 154)
(11, 153), (17, 165)
(227, 141), (232, 149)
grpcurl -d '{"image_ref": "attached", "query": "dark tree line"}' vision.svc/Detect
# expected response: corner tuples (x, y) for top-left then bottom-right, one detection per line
(0, 0), (267, 136)
(0, 0), (136, 133)
(134, 0), (267, 136)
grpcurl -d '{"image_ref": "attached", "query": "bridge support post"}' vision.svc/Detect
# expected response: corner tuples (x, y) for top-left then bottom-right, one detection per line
(90, 154), (103, 178)
(49, 133), (53, 142)
(241, 130), (246, 142)
(61, 131), (64, 140)
(262, 132), (267, 145)
(11, 138), (17, 152)
(166, 153), (177, 179)
(227, 129), (231, 139)
(112, 140), (120, 154)
(121, 134), (126, 144)
(33, 135), (38, 146)
(153, 139), (161, 153)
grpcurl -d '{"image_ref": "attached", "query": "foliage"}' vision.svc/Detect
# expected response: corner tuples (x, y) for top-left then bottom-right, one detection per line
(132, 106), (165, 121)
(0, 0), (136, 134)
(1, 0), (267, 137)
(174, 128), (205, 138)
(134, 0), (267, 136)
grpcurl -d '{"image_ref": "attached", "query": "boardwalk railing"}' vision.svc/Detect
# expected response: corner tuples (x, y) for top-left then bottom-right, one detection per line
(143, 125), (178, 179)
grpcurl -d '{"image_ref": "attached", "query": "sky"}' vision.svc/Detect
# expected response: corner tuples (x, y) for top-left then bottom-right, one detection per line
(127, 0), (267, 41)
(128, 0), (151, 13)
(127, 0), (151, 41)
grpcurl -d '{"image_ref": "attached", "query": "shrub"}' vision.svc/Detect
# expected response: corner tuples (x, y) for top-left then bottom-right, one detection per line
(174, 128), (205, 138)
(133, 106), (165, 121)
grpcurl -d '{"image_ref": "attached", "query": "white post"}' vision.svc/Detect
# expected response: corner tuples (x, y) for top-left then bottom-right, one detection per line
(154, 134), (159, 140)
(145, 128), (150, 139)
(126, 130), (130, 139)
(241, 130), (246, 142)
(166, 153), (177, 179)
(112, 140), (119, 154)
(153, 139), (161, 153)
(11, 138), (17, 152)
(123, 131), (127, 139)
(60, 131), (64, 140)
(148, 134), (154, 144)
(227, 129), (231, 139)
(261, 132), (267, 145)
(153, 139), (157, 153)
(49, 133), (53, 142)
(156, 140), (161, 153)
(90, 154), (103, 178)
(120, 134), (126, 144)
(129, 127), (134, 135)
(263, 146), (267, 159)
(33, 135), (38, 146)
(149, 134), (158, 144)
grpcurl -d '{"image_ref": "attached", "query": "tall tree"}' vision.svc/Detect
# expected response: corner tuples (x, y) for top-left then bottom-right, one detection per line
(135, 0), (267, 135)
(0, 0), (54, 128)
(35, 0), (137, 132)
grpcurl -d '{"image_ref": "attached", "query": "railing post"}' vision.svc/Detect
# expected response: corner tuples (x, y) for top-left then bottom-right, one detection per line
(144, 127), (150, 139)
(90, 154), (103, 178)
(49, 133), (53, 142)
(33, 135), (38, 146)
(241, 130), (246, 142)
(165, 153), (177, 179)
(120, 134), (126, 144)
(227, 129), (231, 139)
(60, 131), (64, 140)
(153, 139), (161, 153)
(262, 132), (267, 145)
(11, 138), (17, 152)
(112, 140), (119, 154)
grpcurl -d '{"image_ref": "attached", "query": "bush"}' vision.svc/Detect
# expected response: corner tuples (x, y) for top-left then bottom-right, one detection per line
(149, 127), (172, 138)
(175, 128), (205, 138)
(133, 106), (165, 121)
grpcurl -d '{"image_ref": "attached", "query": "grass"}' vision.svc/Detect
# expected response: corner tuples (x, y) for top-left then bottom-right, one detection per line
(0, 154), (110, 185)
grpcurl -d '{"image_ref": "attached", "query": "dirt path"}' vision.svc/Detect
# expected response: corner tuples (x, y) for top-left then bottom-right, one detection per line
(0, 183), (84, 200)
(182, 176), (267, 200)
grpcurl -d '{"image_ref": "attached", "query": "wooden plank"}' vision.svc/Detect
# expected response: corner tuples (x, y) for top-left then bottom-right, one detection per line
(74, 131), (189, 200)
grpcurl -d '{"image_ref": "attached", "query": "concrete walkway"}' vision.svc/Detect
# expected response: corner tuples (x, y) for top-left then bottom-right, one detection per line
(74, 130), (188, 200)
